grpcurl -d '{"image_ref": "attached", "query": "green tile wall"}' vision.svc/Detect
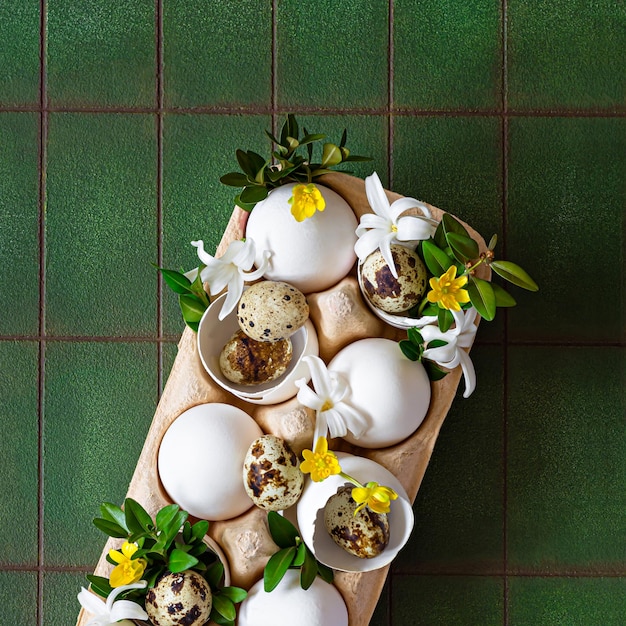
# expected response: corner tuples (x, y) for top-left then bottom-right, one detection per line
(0, 1), (623, 624)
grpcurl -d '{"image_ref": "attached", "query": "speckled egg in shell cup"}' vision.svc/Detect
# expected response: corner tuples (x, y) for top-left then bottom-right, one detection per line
(245, 183), (358, 294)
(328, 337), (431, 448)
(197, 292), (319, 405)
(157, 403), (263, 521)
(296, 452), (414, 573)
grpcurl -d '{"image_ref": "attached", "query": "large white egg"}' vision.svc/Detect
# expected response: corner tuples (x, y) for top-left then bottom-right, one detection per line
(245, 183), (358, 293)
(238, 569), (348, 626)
(158, 403), (263, 520)
(328, 338), (431, 448)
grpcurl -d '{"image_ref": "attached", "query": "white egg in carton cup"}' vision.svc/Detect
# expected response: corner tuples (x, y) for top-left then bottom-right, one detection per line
(197, 292), (319, 405)
(296, 452), (414, 573)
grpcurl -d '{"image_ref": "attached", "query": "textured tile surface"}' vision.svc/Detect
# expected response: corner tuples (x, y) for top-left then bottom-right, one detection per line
(43, 571), (91, 626)
(0, 571), (38, 623)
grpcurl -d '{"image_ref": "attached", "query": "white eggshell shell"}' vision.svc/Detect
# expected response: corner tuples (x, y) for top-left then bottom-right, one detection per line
(197, 292), (319, 405)
(238, 569), (348, 626)
(158, 403), (263, 520)
(329, 337), (431, 448)
(296, 453), (414, 573)
(245, 183), (358, 293)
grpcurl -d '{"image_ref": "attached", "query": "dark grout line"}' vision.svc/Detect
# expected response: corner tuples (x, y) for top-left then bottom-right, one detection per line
(392, 569), (626, 578)
(156, 0), (164, 396)
(387, 0), (395, 193)
(271, 0), (278, 137)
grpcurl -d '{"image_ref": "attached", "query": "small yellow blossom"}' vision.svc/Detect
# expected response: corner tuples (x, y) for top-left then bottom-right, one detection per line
(108, 541), (147, 588)
(351, 482), (398, 515)
(300, 436), (341, 482)
(288, 183), (326, 222)
(427, 265), (471, 311)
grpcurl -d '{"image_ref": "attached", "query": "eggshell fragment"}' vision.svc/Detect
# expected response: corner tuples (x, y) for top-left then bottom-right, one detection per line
(245, 183), (358, 293)
(158, 403), (263, 520)
(238, 569), (348, 626)
(243, 434), (304, 511)
(238, 280), (309, 342)
(328, 337), (431, 448)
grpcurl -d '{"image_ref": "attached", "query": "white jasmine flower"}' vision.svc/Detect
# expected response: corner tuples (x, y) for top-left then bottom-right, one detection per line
(421, 308), (479, 398)
(77, 580), (148, 626)
(355, 171), (437, 279)
(295, 355), (368, 442)
(189, 238), (270, 320)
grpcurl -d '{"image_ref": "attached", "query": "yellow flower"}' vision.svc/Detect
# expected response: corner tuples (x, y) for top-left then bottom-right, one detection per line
(288, 183), (326, 222)
(351, 482), (398, 515)
(108, 541), (147, 588)
(300, 436), (341, 482)
(427, 265), (471, 311)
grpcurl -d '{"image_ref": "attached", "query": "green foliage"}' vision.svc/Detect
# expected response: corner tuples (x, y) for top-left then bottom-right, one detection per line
(263, 511), (333, 592)
(220, 114), (372, 211)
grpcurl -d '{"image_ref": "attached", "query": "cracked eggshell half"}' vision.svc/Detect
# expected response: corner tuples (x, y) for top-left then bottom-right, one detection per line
(238, 569), (348, 626)
(245, 183), (358, 294)
(328, 337), (431, 448)
(158, 403), (263, 521)
(197, 293), (319, 405)
(296, 453), (413, 573)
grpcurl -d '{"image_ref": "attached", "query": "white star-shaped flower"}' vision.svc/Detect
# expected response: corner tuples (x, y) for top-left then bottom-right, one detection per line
(295, 355), (368, 442)
(355, 171), (437, 278)
(189, 238), (270, 320)
(421, 307), (479, 398)
(77, 580), (148, 626)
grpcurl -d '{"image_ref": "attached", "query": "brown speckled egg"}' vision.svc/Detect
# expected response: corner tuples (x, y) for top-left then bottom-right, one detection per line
(238, 281), (309, 342)
(360, 245), (427, 314)
(243, 435), (304, 510)
(219, 330), (293, 386)
(324, 485), (389, 558)
(145, 570), (212, 626)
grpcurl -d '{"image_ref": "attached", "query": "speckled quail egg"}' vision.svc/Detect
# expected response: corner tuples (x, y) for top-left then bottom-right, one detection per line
(219, 329), (293, 386)
(323, 485), (389, 559)
(145, 570), (212, 626)
(238, 281), (309, 342)
(243, 434), (304, 510)
(360, 244), (427, 313)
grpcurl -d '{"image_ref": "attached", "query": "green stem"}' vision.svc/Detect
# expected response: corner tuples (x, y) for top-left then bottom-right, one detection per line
(339, 471), (363, 489)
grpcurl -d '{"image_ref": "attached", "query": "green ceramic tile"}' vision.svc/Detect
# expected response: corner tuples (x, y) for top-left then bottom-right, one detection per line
(394, 0), (502, 111)
(509, 577), (626, 626)
(507, 117), (625, 343)
(43, 341), (157, 566)
(0, 571), (38, 623)
(507, 346), (626, 572)
(163, 1), (271, 108)
(0, 1), (40, 106)
(508, 1), (626, 111)
(46, 113), (157, 337)
(394, 346), (504, 573)
(276, 1), (389, 109)
(47, 0), (155, 107)
(0, 113), (40, 336)
(161, 113), (269, 335)
(43, 571), (90, 626)
(0, 341), (39, 565)
(392, 575), (503, 625)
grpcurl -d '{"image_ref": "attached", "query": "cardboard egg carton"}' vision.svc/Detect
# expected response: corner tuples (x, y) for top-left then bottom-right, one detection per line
(76, 172), (488, 626)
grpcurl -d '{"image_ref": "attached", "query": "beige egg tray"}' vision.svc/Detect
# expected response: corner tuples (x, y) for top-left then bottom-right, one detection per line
(76, 172), (488, 626)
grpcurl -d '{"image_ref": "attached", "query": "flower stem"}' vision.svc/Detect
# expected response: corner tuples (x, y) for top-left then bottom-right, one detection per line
(339, 472), (363, 489)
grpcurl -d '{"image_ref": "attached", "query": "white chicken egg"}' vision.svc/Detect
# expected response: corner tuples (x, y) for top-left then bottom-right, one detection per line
(245, 183), (358, 293)
(328, 337), (431, 448)
(158, 403), (263, 520)
(237, 569), (348, 626)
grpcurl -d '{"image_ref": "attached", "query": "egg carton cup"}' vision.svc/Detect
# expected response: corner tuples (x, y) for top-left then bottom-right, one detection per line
(76, 172), (488, 626)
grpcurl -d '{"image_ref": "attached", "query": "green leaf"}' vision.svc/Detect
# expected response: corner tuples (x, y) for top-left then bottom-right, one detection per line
(406, 326), (424, 346)
(441, 213), (472, 240)
(321, 143), (342, 167)
(219, 586), (248, 604)
(490, 260), (539, 291)
(155, 504), (180, 532)
(421, 240), (454, 276)
(98, 502), (128, 532)
(299, 132), (325, 145)
(316, 561), (334, 584)
(447, 232), (479, 263)
(210, 612), (235, 626)
(491, 282), (517, 307)
(234, 193), (258, 212)
(179, 294), (208, 325)
(168, 548), (199, 573)
(155, 266), (193, 295)
(399, 339), (421, 361)
(206, 561), (225, 589)
(427, 339), (448, 349)
(424, 361), (449, 382)
(213, 594), (236, 621)
(488, 234), (498, 250)
(191, 520), (209, 542)
(467, 276), (497, 321)
(292, 542), (306, 567)
(239, 184), (269, 205)
(437, 308), (454, 333)
(267, 511), (299, 548)
(264, 546), (297, 592)
(219, 172), (250, 187)
(343, 154), (373, 162)
(86, 575), (113, 599)
(300, 547), (317, 590)
(124, 498), (153, 536)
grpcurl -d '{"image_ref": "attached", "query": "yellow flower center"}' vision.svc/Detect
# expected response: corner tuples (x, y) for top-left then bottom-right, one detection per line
(426, 265), (471, 311)
(391, 224), (398, 233)
(321, 399), (334, 412)
(288, 183), (326, 222)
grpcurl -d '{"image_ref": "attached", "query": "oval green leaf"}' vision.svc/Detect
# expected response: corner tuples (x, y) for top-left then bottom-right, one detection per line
(264, 546), (296, 592)
(239, 184), (269, 204)
(213, 594), (236, 622)
(124, 498), (153, 534)
(168, 548), (199, 573)
(93, 518), (128, 539)
(219, 172), (250, 187)
(99, 502), (128, 531)
(421, 240), (454, 276)
(267, 511), (299, 548)
(467, 276), (496, 321)
(321, 143), (342, 167)
(219, 586), (248, 604)
(155, 504), (180, 531)
(399, 339), (421, 361)
(491, 282), (517, 307)
(300, 547), (317, 590)
(179, 294), (208, 324)
(490, 260), (539, 291)
(447, 232), (479, 263)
